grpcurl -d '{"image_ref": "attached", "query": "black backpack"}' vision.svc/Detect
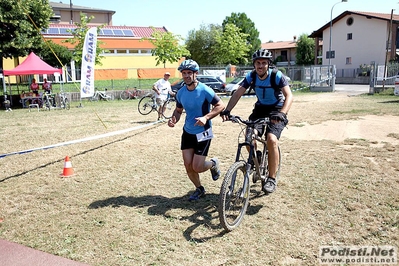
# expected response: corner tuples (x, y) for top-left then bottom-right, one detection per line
(247, 68), (279, 95)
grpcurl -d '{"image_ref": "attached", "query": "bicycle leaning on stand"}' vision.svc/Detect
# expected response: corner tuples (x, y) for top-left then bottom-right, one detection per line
(218, 114), (281, 232)
(41, 92), (56, 110)
(58, 87), (70, 110)
(137, 92), (176, 119)
(91, 88), (114, 101)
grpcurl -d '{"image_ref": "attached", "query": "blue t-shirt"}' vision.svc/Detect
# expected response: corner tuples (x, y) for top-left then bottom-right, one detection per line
(240, 69), (288, 107)
(176, 82), (220, 135)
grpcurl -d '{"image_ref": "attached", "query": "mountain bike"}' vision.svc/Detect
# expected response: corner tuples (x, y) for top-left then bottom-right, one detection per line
(137, 92), (176, 119)
(120, 86), (140, 100)
(91, 88), (114, 101)
(218, 115), (281, 232)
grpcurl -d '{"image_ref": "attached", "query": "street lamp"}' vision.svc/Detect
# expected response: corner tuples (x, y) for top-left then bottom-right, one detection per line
(328, 0), (348, 86)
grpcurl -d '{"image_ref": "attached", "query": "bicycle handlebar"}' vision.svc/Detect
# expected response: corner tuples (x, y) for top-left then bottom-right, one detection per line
(227, 115), (269, 126)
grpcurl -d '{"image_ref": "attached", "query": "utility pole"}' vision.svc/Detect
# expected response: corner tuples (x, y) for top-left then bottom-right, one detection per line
(383, 9), (394, 90)
(70, 0), (73, 25)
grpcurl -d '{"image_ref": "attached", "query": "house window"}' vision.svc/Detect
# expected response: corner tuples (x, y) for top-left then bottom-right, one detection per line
(347, 33), (352, 40)
(346, 57), (352, 65)
(280, 50), (288, 61)
(346, 17), (354, 26)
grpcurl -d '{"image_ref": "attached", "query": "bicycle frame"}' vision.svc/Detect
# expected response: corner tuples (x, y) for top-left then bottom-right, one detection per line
(231, 120), (269, 197)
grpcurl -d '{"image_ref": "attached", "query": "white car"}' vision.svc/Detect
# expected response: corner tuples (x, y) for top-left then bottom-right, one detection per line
(225, 76), (246, 96)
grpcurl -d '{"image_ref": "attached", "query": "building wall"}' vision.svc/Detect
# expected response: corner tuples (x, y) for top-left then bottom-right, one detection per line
(323, 14), (387, 69)
(54, 10), (113, 25)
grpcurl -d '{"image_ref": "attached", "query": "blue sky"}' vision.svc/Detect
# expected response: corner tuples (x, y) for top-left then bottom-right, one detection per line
(70, 0), (398, 42)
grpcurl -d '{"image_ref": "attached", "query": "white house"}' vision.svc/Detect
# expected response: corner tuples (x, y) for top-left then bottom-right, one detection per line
(309, 10), (399, 74)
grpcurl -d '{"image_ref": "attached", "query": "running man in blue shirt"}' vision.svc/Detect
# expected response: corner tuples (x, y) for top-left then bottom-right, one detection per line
(168, 59), (225, 201)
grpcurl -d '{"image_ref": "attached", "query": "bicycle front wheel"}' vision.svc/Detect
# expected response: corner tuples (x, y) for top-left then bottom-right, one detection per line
(120, 91), (130, 100)
(138, 96), (154, 115)
(218, 160), (250, 232)
(64, 98), (70, 110)
(162, 98), (176, 119)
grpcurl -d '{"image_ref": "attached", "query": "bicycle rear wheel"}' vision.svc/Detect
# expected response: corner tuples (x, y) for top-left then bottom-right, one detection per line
(218, 160), (250, 232)
(138, 96), (154, 115)
(64, 98), (70, 110)
(120, 91), (130, 100)
(162, 98), (176, 119)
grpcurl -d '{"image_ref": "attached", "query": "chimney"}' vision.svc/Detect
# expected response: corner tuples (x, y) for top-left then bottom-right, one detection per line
(293, 35), (297, 42)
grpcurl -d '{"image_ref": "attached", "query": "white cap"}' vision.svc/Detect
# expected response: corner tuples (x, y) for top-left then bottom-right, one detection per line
(164, 72), (171, 75)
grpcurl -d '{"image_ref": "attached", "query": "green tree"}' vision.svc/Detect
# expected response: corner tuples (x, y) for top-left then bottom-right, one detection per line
(36, 40), (73, 68)
(222, 13), (261, 64)
(295, 34), (315, 65)
(142, 28), (190, 67)
(213, 23), (250, 65)
(185, 24), (222, 66)
(0, 0), (52, 69)
(63, 13), (105, 66)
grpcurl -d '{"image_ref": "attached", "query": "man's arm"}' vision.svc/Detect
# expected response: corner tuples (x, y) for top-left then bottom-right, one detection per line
(221, 85), (246, 119)
(152, 84), (159, 95)
(204, 99), (225, 120)
(195, 99), (225, 126)
(280, 85), (293, 114)
(168, 107), (183, 127)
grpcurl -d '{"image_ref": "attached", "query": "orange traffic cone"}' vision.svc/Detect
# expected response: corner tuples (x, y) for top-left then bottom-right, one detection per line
(61, 156), (74, 177)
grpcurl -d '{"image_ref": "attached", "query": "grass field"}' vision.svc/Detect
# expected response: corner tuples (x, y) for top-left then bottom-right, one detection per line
(0, 90), (398, 265)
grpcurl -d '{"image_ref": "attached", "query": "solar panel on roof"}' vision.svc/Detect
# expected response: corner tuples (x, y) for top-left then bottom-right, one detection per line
(48, 28), (59, 34)
(102, 29), (113, 35)
(113, 29), (123, 35)
(59, 28), (72, 34)
(122, 30), (134, 36)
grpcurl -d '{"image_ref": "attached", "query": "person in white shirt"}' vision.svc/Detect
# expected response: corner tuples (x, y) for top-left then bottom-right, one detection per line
(152, 72), (175, 120)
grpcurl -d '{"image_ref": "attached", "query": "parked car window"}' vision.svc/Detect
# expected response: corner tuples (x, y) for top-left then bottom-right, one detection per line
(172, 76), (226, 93)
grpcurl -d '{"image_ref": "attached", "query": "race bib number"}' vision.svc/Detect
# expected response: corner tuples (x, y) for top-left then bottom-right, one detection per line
(196, 128), (214, 142)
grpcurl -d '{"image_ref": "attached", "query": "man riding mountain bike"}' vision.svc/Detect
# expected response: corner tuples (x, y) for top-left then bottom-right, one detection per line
(221, 48), (293, 194)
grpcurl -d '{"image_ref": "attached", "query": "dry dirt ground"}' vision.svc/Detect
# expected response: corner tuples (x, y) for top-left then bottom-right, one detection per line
(0, 89), (398, 266)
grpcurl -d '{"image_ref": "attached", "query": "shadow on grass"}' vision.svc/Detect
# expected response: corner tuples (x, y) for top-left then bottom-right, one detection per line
(378, 100), (399, 104)
(0, 122), (166, 183)
(88, 192), (264, 242)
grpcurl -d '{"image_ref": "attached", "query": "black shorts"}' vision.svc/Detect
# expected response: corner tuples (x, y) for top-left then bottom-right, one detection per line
(181, 129), (211, 156)
(248, 103), (288, 140)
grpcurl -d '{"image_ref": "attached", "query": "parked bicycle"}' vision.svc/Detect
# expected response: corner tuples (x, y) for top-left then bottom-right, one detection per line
(218, 115), (281, 232)
(91, 88), (114, 101)
(120, 86), (140, 100)
(137, 92), (176, 119)
(41, 92), (56, 110)
(58, 87), (70, 110)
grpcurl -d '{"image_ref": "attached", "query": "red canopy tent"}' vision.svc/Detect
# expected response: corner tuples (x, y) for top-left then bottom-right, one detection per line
(3, 52), (62, 76)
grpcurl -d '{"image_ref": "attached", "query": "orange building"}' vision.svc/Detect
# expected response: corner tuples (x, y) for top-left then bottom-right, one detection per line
(4, 1), (182, 81)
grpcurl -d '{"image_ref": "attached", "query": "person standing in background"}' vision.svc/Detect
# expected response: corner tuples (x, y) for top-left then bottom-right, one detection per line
(30, 78), (39, 95)
(153, 72), (175, 120)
